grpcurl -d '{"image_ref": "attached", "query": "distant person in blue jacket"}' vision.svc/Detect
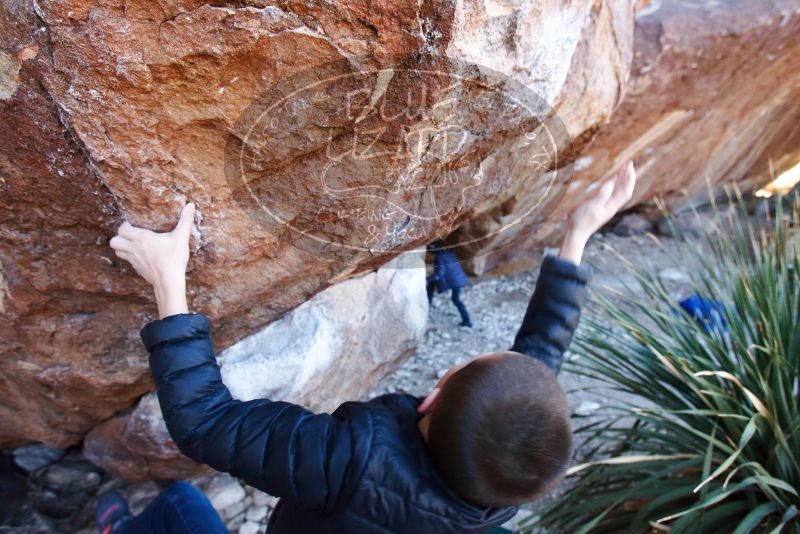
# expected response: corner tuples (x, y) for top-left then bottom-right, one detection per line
(100, 162), (637, 534)
(427, 241), (473, 327)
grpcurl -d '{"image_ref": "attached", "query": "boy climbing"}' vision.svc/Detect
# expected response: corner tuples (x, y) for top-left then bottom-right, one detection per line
(101, 162), (637, 533)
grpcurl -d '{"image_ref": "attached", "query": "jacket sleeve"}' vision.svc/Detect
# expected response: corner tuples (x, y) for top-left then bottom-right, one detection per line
(141, 313), (364, 514)
(509, 255), (591, 373)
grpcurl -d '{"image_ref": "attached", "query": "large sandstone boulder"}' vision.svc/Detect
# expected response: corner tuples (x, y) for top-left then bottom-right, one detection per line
(84, 255), (427, 480)
(0, 0), (636, 453)
(457, 0), (800, 275)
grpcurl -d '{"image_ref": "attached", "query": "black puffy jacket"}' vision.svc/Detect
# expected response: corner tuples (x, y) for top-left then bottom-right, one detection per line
(141, 255), (590, 533)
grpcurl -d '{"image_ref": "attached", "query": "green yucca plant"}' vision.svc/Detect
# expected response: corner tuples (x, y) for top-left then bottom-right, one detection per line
(526, 192), (799, 534)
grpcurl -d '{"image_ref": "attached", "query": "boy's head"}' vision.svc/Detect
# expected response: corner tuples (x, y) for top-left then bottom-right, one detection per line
(418, 352), (571, 507)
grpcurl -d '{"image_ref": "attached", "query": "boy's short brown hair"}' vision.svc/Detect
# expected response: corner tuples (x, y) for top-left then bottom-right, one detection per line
(427, 352), (571, 507)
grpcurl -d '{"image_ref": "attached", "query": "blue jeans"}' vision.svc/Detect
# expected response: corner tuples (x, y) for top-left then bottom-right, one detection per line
(116, 481), (229, 534)
(428, 283), (472, 325)
(450, 287), (472, 325)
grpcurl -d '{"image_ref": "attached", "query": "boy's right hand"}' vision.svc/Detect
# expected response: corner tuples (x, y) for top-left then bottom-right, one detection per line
(109, 203), (195, 318)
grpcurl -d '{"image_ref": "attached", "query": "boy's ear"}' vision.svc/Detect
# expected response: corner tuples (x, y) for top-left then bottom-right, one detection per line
(418, 387), (441, 414)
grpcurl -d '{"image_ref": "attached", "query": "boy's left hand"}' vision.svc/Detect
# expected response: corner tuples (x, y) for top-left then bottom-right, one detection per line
(568, 161), (637, 242)
(558, 161), (637, 265)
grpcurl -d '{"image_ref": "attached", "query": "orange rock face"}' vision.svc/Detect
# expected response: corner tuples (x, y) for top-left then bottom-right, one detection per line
(0, 0), (798, 479)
